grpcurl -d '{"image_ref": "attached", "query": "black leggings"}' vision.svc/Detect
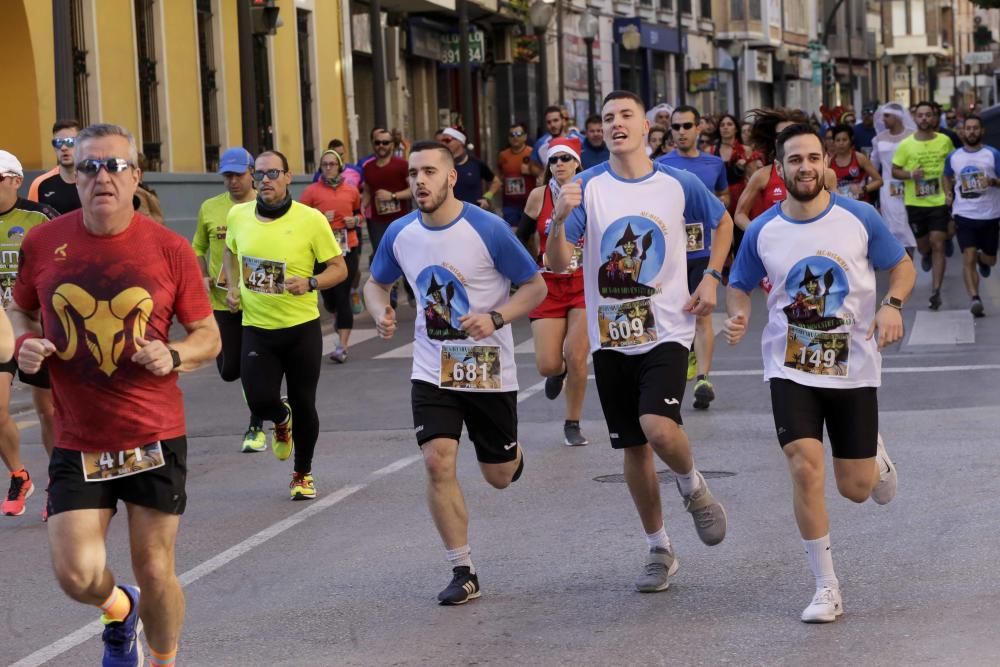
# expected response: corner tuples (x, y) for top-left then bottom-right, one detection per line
(241, 319), (323, 473)
(315, 251), (360, 331)
(215, 310), (263, 429)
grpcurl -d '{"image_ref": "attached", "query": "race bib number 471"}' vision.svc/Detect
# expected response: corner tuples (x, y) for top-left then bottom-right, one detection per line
(242, 256), (286, 294)
(598, 298), (657, 349)
(439, 344), (503, 390)
(81, 443), (165, 482)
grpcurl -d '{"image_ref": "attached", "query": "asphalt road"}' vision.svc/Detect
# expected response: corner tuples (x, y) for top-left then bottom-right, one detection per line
(3, 260), (1000, 666)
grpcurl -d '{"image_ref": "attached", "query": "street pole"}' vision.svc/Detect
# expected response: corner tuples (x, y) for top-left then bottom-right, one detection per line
(733, 55), (741, 117)
(458, 0), (475, 140)
(536, 26), (549, 113)
(53, 0), (76, 121)
(884, 63), (890, 103)
(846, 0), (854, 109)
(369, 0), (387, 130)
(236, 0), (259, 152)
(585, 37), (597, 115)
(677, 9), (687, 105)
(908, 65), (914, 106)
(555, 0), (565, 109)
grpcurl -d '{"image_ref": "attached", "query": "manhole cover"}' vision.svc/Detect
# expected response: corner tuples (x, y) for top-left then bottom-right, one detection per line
(594, 470), (736, 484)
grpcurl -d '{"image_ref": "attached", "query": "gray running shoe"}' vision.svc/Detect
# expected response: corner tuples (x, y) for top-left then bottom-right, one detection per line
(635, 546), (679, 593)
(563, 421), (589, 447)
(678, 472), (727, 546)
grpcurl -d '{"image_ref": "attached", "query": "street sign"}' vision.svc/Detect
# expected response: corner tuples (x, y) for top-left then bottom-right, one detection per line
(964, 51), (994, 66)
(440, 30), (485, 68)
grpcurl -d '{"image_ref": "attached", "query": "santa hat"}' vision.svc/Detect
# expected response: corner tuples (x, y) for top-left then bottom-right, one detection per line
(441, 127), (467, 145)
(546, 136), (582, 163)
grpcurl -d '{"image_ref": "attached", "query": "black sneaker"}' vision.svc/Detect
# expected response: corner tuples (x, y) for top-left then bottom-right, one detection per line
(978, 252), (992, 278)
(563, 421), (589, 447)
(437, 566), (480, 606)
(920, 253), (932, 272)
(929, 291), (942, 311)
(971, 297), (985, 318)
(544, 369), (567, 400)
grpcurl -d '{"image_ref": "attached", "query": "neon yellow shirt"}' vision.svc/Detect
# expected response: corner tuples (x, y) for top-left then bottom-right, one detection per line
(892, 133), (954, 208)
(225, 201), (341, 330)
(193, 192), (248, 311)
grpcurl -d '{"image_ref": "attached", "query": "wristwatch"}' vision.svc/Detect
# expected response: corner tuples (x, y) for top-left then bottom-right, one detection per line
(880, 296), (903, 310)
(489, 311), (505, 330)
(308, 277), (319, 292)
(391, 192), (398, 202)
(703, 268), (724, 282)
(169, 349), (181, 370)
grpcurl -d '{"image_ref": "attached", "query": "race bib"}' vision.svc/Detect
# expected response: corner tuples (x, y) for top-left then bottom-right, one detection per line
(335, 228), (351, 255)
(686, 223), (705, 253)
(81, 443), (165, 482)
(242, 256), (286, 294)
(0, 272), (15, 308)
(504, 177), (526, 196)
(439, 344), (502, 391)
(567, 245), (583, 272)
(889, 180), (905, 197)
(598, 298), (657, 349)
(959, 171), (988, 197)
(837, 183), (861, 200)
(375, 197), (401, 216)
(214, 262), (228, 290)
(784, 325), (850, 376)
(914, 177), (940, 198)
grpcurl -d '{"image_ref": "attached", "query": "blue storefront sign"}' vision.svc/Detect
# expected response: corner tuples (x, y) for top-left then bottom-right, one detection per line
(612, 17), (682, 53)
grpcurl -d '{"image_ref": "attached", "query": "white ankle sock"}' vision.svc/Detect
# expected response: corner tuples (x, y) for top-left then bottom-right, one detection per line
(445, 545), (474, 574)
(803, 535), (838, 590)
(645, 526), (671, 551)
(675, 468), (702, 496)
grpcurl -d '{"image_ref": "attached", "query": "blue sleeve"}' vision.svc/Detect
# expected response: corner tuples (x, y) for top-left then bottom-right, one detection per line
(530, 136), (546, 164)
(466, 207), (540, 285)
(728, 216), (770, 291)
(673, 165), (726, 230)
(857, 203), (906, 270)
(714, 161), (728, 193)
(563, 168), (599, 244)
(943, 151), (955, 178)
(369, 218), (408, 285)
(992, 147), (1000, 174)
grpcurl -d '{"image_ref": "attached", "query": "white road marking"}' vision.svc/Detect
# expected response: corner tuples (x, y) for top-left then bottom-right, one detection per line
(15, 420), (38, 430)
(321, 328), (379, 355)
(905, 310), (975, 346)
(374, 342), (414, 359)
(10, 454), (423, 667)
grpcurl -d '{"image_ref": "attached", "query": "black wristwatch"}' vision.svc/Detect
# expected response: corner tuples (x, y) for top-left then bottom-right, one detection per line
(703, 268), (724, 282)
(169, 349), (181, 370)
(881, 296), (903, 310)
(308, 277), (319, 292)
(489, 310), (505, 330)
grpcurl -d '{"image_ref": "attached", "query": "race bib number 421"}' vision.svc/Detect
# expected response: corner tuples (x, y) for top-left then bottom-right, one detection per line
(81, 443), (165, 482)
(598, 298), (657, 349)
(439, 344), (502, 390)
(242, 256), (286, 294)
(784, 325), (850, 376)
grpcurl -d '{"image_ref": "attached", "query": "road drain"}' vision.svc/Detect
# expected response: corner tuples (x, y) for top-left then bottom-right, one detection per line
(594, 470), (736, 484)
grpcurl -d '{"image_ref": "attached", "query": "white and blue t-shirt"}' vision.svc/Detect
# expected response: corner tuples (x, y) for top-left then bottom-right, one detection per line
(565, 162), (726, 355)
(655, 150), (729, 261)
(943, 145), (1000, 221)
(729, 194), (906, 389)
(371, 203), (538, 392)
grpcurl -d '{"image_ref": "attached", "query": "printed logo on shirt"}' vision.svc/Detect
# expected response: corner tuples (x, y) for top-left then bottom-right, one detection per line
(416, 265), (470, 341)
(598, 216), (666, 299)
(781, 256), (853, 377)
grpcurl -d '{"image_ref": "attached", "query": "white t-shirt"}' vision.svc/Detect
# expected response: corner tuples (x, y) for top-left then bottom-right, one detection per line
(944, 145), (1000, 220)
(564, 161), (726, 355)
(729, 194), (905, 389)
(870, 129), (916, 247)
(371, 203), (539, 392)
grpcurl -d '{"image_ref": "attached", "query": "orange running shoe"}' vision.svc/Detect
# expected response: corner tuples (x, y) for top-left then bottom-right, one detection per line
(1, 469), (34, 517)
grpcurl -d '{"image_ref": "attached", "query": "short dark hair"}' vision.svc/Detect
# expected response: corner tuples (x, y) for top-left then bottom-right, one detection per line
(775, 124), (824, 162)
(543, 106), (563, 118)
(370, 127), (390, 141)
(409, 140), (455, 167)
(53, 119), (80, 134)
(672, 105), (701, 124)
(602, 90), (645, 113)
(585, 114), (602, 128)
(965, 114), (983, 127)
(327, 138), (345, 150)
(649, 125), (668, 138)
(510, 120), (527, 133)
(257, 149), (289, 172)
(831, 123), (854, 141)
(914, 101), (936, 114)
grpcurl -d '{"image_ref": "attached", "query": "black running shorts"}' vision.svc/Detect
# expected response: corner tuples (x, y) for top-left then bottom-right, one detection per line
(47, 436), (188, 517)
(906, 205), (949, 238)
(954, 215), (1000, 256)
(769, 378), (878, 459)
(592, 341), (687, 449)
(411, 381), (519, 464)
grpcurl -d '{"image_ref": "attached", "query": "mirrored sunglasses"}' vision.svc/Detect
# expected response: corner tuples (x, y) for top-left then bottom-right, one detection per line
(76, 158), (134, 175)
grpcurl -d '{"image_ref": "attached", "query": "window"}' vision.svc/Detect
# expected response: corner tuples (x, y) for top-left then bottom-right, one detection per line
(892, 1), (907, 37)
(660, 0), (673, 10)
(134, 0), (161, 171)
(701, 0), (712, 19)
(731, 0), (745, 20)
(252, 33), (274, 152)
(297, 9), (316, 173)
(749, 0), (762, 21)
(679, 0), (692, 14)
(70, 0), (90, 126)
(196, 0), (220, 172)
(911, 0), (925, 36)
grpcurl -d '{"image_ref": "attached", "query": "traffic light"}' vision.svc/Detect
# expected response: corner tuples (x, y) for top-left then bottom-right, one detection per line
(250, 0), (279, 36)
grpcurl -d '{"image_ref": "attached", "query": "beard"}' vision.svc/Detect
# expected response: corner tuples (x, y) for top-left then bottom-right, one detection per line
(785, 172), (824, 202)
(416, 186), (449, 213)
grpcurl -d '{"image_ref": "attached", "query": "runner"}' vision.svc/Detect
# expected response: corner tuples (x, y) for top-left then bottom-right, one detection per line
(440, 127), (501, 208)
(891, 101), (955, 310)
(870, 103), (918, 254)
(530, 105), (582, 176)
(364, 140), (546, 605)
(300, 149), (364, 361)
(516, 136), (590, 446)
(223, 150), (347, 500)
(942, 115), (1000, 317)
(704, 113), (754, 217)
(192, 146), (267, 453)
(580, 114), (609, 169)
(0, 150), (58, 519)
(363, 128), (412, 308)
(547, 91), (731, 592)
(11, 123), (221, 667)
(30, 119), (82, 214)
(647, 125), (668, 158)
(497, 121), (536, 228)
(657, 105), (730, 410)
(725, 123), (915, 623)
(828, 124), (882, 202)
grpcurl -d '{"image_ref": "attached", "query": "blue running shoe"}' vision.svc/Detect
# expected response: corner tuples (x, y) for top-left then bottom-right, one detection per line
(101, 584), (143, 667)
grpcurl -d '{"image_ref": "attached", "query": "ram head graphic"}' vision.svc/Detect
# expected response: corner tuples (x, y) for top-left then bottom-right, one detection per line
(51, 284), (154, 377)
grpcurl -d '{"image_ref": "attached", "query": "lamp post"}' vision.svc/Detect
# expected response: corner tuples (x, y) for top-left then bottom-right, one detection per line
(578, 11), (599, 116)
(621, 24), (641, 97)
(727, 41), (743, 117)
(529, 0), (556, 114)
(881, 53), (891, 104)
(926, 54), (938, 105)
(905, 53), (915, 107)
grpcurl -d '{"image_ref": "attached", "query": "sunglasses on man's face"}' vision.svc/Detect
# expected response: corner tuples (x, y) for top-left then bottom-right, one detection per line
(510, 130), (525, 138)
(52, 137), (76, 149)
(548, 154), (575, 165)
(373, 140), (392, 146)
(252, 168), (286, 182)
(671, 122), (696, 131)
(76, 158), (134, 175)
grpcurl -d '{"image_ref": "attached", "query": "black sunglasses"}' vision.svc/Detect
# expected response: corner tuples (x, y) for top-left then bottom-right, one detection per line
(671, 122), (696, 131)
(252, 169), (286, 182)
(548, 154), (575, 165)
(373, 140), (393, 146)
(76, 158), (134, 175)
(52, 137), (76, 149)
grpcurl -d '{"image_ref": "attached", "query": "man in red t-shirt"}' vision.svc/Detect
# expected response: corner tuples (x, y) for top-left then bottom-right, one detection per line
(11, 124), (220, 667)
(497, 121), (536, 228)
(362, 128), (411, 258)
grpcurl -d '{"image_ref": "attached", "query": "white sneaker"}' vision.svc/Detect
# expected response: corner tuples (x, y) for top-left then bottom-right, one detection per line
(800, 585), (843, 623)
(871, 434), (897, 505)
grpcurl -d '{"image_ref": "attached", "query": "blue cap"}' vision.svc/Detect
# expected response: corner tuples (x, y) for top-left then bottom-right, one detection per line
(218, 147), (254, 174)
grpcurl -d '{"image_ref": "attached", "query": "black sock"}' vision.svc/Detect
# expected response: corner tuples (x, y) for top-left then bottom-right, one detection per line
(696, 374), (706, 382)
(250, 414), (264, 430)
(564, 420), (579, 428)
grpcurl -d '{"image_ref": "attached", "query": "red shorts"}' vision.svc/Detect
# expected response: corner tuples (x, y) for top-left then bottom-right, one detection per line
(530, 271), (586, 320)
